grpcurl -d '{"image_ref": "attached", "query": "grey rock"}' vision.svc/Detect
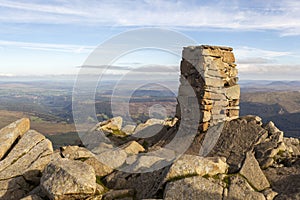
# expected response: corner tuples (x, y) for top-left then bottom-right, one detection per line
(121, 125), (136, 135)
(97, 116), (123, 133)
(0, 130), (53, 200)
(84, 156), (114, 177)
(255, 121), (286, 169)
(104, 167), (169, 199)
(0, 176), (31, 200)
(264, 159), (300, 200)
(224, 84), (240, 100)
(20, 194), (43, 200)
(60, 145), (94, 160)
(262, 188), (278, 200)
(94, 148), (127, 169)
(165, 154), (228, 182)
(240, 152), (270, 191)
(102, 189), (134, 200)
(0, 118), (30, 160)
(284, 137), (300, 156)
(164, 176), (224, 200)
(225, 175), (265, 200)
(120, 141), (145, 155)
(207, 116), (267, 173)
(41, 158), (97, 200)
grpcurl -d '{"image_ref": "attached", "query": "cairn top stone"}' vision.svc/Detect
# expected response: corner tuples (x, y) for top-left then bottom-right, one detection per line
(184, 45), (233, 51)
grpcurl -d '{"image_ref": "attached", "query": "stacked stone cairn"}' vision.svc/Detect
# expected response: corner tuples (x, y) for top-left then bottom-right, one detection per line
(176, 45), (240, 131)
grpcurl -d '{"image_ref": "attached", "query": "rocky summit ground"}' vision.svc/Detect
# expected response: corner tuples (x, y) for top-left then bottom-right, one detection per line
(0, 116), (299, 200)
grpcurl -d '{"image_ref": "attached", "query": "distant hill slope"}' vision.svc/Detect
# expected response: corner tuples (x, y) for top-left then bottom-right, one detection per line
(241, 91), (300, 113)
(240, 91), (300, 138)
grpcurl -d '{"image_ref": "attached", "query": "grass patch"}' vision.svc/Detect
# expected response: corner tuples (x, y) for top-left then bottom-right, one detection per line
(142, 141), (149, 149)
(30, 116), (44, 122)
(168, 173), (199, 182)
(96, 176), (109, 193)
(111, 129), (127, 137)
(75, 157), (89, 162)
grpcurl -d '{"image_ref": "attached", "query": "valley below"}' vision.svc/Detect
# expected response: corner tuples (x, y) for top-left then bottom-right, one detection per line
(0, 78), (299, 148)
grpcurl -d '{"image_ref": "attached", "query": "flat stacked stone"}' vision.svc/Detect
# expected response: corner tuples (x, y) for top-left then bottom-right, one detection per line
(176, 45), (240, 131)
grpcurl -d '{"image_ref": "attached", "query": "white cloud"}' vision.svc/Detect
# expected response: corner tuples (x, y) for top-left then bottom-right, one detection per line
(0, 0), (86, 15)
(0, 40), (95, 53)
(0, 0), (300, 35)
(0, 73), (14, 77)
(233, 46), (300, 79)
(238, 63), (300, 77)
(234, 46), (294, 65)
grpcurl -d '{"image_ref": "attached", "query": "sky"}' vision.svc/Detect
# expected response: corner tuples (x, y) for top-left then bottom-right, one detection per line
(0, 0), (300, 80)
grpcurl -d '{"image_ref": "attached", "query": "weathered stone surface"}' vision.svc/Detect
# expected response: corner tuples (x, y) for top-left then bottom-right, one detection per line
(121, 125), (136, 135)
(145, 118), (165, 126)
(121, 141), (145, 155)
(92, 142), (114, 154)
(102, 189), (134, 200)
(240, 152), (270, 191)
(0, 176), (31, 200)
(262, 188), (278, 200)
(60, 145), (115, 177)
(164, 176), (224, 200)
(122, 154), (168, 173)
(0, 130), (53, 175)
(41, 158), (97, 200)
(0, 118), (30, 160)
(95, 148), (127, 169)
(225, 84), (240, 100)
(225, 175), (265, 200)
(163, 118), (178, 127)
(284, 137), (300, 156)
(104, 167), (169, 199)
(178, 45), (239, 130)
(264, 121), (283, 140)
(207, 116), (267, 173)
(205, 77), (224, 87)
(20, 194), (43, 200)
(264, 159), (300, 200)
(133, 118), (165, 136)
(165, 154), (228, 181)
(255, 121), (287, 169)
(0, 129), (53, 200)
(61, 145), (94, 160)
(27, 186), (48, 199)
(98, 116), (123, 133)
(222, 51), (235, 63)
(203, 110), (212, 122)
(133, 123), (165, 138)
(84, 156), (113, 177)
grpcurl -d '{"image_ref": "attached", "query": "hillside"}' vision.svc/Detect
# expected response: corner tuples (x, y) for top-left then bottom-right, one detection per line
(240, 91), (300, 137)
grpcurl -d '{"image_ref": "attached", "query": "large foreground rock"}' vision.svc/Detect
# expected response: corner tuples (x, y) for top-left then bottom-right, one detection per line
(239, 152), (270, 191)
(164, 176), (224, 200)
(104, 167), (169, 199)
(0, 118), (30, 159)
(41, 158), (98, 200)
(60, 145), (114, 177)
(0, 129), (53, 200)
(165, 154), (228, 181)
(207, 116), (267, 173)
(225, 175), (265, 200)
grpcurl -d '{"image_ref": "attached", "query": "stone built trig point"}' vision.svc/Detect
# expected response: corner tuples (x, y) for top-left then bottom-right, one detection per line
(176, 45), (240, 132)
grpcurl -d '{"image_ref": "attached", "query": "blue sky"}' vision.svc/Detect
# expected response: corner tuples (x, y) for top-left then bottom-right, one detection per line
(0, 0), (300, 80)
